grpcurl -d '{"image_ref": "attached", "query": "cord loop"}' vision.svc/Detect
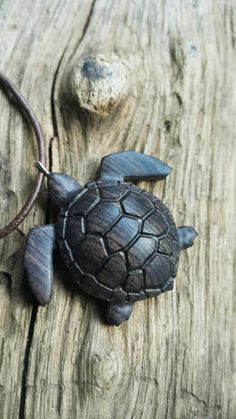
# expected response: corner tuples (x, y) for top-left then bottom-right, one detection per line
(0, 72), (46, 238)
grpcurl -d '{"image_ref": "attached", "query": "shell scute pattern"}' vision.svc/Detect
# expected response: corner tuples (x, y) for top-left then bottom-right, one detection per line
(106, 216), (141, 252)
(58, 181), (180, 302)
(99, 184), (128, 200)
(122, 192), (154, 217)
(127, 236), (157, 270)
(86, 201), (121, 234)
(68, 187), (99, 216)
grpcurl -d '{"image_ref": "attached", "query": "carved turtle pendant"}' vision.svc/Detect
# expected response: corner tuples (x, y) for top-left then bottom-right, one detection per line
(24, 151), (197, 325)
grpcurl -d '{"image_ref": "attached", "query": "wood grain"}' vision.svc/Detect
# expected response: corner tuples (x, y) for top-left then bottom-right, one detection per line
(0, 1), (236, 418)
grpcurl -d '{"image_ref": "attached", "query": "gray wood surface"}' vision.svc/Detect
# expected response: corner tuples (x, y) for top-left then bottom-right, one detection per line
(0, 1), (236, 418)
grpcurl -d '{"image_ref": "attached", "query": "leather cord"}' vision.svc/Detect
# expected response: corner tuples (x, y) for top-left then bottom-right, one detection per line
(0, 72), (46, 238)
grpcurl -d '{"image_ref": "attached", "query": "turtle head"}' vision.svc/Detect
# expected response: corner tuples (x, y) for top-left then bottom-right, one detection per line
(35, 162), (82, 207)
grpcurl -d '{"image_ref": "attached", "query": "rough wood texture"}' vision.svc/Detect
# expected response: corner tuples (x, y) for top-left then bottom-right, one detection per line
(0, 1), (235, 418)
(68, 54), (129, 115)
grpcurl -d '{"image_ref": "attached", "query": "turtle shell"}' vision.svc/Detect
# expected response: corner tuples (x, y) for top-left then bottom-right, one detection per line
(57, 180), (180, 303)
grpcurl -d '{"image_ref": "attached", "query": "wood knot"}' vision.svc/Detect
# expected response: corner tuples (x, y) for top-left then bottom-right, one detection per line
(68, 54), (129, 116)
(89, 349), (120, 390)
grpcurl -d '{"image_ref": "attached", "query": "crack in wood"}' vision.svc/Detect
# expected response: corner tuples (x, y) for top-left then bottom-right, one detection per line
(80, 0), (97, 43)
(17, 3), (98, 418)
(18, 305), (38, 419)
(1, 1), (235, 418)
(182, 387), (222, 411)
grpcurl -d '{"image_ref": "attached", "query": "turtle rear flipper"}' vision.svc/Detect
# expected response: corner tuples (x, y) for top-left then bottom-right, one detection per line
(99, 151), (172, 181)
(177, 226), (198, 250)
(106, 302), (133, 326)
(24, 224), (55, 305)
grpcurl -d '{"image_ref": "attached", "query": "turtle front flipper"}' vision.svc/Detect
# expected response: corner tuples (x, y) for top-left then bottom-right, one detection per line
(99, 151), (172, 181)
(106, 302), (133, 326)
(24, 225), (55, 305)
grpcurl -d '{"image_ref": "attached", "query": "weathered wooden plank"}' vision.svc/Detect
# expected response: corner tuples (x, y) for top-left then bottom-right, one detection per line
(0, 1), (95, 418)
(0, 1), (236, 418)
